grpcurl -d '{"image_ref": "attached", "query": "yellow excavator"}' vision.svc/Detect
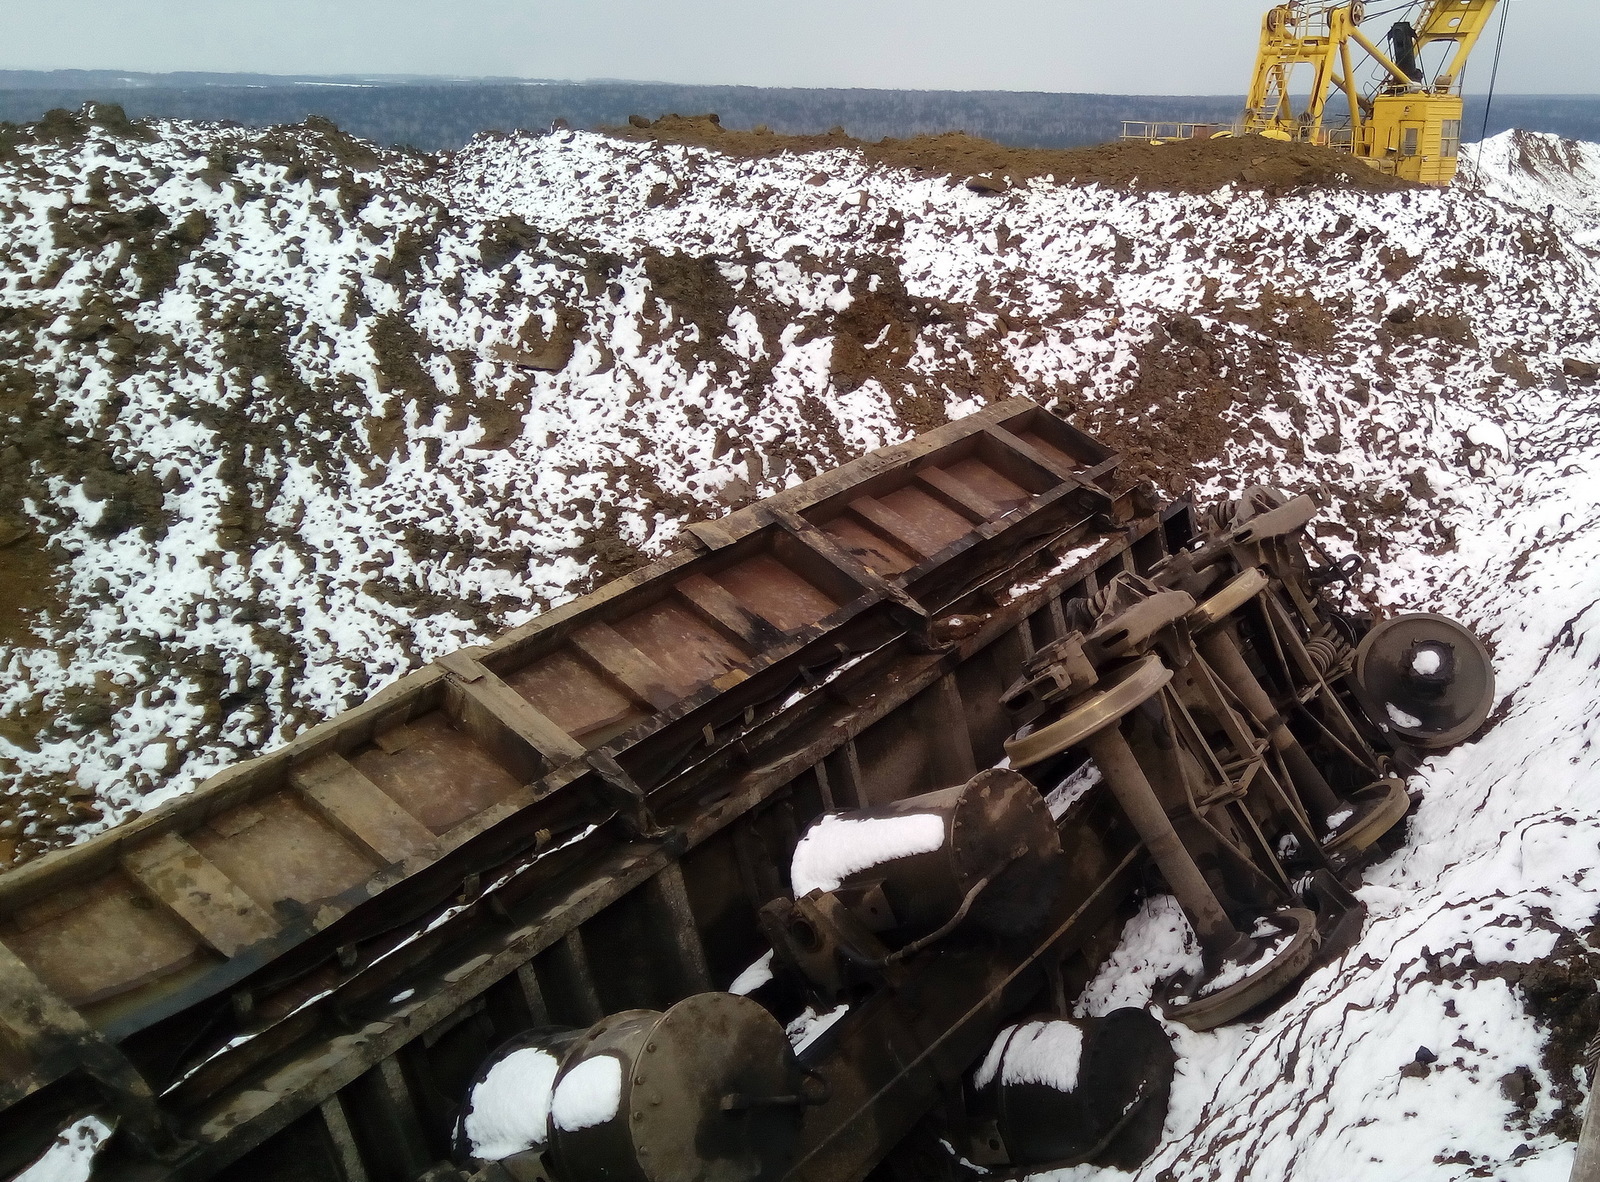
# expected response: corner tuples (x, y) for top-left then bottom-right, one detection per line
(1128, 0), (1502, 185)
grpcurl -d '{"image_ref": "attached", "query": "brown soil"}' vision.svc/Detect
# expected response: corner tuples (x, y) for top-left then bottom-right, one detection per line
(605, 114), (1415, 195)
(1516, 930), (1600, 1141)
(1401, 925), (1600, 1145)
(0, 531), (57, 649)
(0, 529), (62, 864)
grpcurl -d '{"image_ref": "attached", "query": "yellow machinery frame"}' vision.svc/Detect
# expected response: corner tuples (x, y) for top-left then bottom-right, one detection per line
(1243, 0), (1500, 184)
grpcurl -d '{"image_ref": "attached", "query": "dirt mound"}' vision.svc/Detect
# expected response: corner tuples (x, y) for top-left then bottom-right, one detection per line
(605, 113), (1414, 195)
(1515, 932), (1600, 1141)
(1505, 127), (1595, 181)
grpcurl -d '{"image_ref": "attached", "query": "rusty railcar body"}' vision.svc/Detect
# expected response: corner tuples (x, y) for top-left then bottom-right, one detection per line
(0, 398), (1493, 1182)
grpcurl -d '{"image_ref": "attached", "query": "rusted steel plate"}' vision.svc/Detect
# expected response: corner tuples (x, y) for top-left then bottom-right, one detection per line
(0, 399), (1153, 1182)
(123, 521), (1163, 1182)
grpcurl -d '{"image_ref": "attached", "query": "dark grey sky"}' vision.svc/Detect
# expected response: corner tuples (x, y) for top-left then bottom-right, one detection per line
(4, 1), (1588, 94)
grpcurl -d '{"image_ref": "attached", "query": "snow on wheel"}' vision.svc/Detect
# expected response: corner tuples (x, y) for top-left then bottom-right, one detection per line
(1161, 907), (1319, 1031)
(1355, 613), (1496, 750)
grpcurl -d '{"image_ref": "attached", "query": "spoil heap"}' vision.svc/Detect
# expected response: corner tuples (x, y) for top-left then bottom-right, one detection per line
(606, 112), (1415, 193)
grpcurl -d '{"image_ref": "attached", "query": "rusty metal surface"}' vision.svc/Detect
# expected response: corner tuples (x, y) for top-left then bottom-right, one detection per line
(2, 403), (1489, 1182)
(0, 398), (1155, 1182)
(0, 400), (1477, 1182)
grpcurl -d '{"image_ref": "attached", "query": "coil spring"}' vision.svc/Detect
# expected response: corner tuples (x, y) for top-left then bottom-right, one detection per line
(1305, 635), (1347, 678)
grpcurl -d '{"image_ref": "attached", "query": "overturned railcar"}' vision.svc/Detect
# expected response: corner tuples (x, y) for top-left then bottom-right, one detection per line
(0, 398), (1492, 1182)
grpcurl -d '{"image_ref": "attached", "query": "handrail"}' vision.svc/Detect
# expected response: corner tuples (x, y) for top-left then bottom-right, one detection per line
(1119, 119), (1367, 157)
(1119, 121), (1244, 142)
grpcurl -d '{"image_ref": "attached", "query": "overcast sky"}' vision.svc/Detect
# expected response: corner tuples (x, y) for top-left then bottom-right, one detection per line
(3, 1), (1590, 95)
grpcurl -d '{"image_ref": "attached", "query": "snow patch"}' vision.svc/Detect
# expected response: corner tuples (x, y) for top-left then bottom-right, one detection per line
(463, 1046), (559, 1160)
(13, 1116), (114, 1182)
(1386, 701), (1423, 729)
(1186, 923), (1294, 1001)
(790, 813), (946, 895)
(1044, 760), (1102, 819)
(550, 1054), (623, 1132)
(729, 950), (775, 996)
(972, 1020), (1086, 1094)
(1467, 419), (1511, 459)
(1075, 895), (1203, 1020)
(787, 1004), (850, 1055)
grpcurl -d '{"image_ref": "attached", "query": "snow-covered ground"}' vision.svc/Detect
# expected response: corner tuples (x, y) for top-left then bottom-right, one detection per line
(3, 110), (1600, 1177)
(1464, 130), (1600, 244)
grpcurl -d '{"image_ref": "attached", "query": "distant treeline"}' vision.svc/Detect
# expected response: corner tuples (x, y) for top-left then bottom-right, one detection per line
(0, 77), (1595, 151)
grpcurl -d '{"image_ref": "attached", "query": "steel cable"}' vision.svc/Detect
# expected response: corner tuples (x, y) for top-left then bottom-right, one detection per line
(1478, 0), (1513, 145)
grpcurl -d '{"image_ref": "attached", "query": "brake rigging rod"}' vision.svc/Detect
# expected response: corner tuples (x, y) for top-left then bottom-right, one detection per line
(1194, 627), (1345, 821)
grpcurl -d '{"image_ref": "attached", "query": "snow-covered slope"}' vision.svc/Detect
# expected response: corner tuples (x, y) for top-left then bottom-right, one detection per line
(1464, 129), (1600, 232)
(3, 109), (1600, 1179)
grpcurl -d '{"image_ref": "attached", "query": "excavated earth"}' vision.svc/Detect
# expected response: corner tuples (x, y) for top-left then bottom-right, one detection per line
(606, 113), (1416, 195)
(3, 106), (1600, 1180)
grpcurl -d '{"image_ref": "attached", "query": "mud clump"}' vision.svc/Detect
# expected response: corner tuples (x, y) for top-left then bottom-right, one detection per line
(480, 215), (546, 271)
(1516, 931), (1600, 1141)
(369, 311), (447, 451)
(829, 268), (933, 394)
(642, 249), (741, 374)
(607, 114), (1414, 195)
(824, 259), (957, 433)
(24, 103), (155, 147)
(572, 525), (651, 590)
